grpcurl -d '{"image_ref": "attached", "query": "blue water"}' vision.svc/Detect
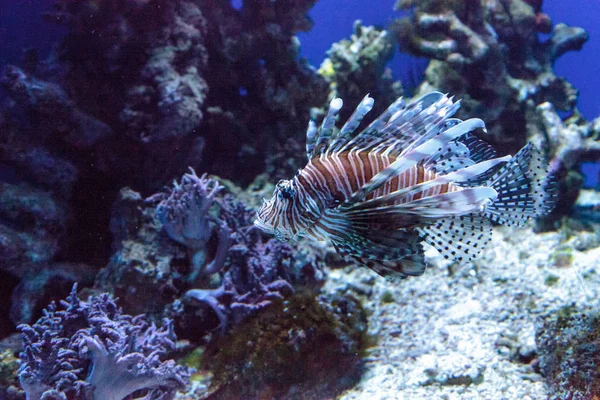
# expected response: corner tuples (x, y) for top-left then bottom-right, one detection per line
(0, 0), (66, 69)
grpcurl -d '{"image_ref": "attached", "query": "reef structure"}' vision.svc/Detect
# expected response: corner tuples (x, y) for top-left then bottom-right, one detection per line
(0, 0), (328, 334)
(391, 0), (591, 217)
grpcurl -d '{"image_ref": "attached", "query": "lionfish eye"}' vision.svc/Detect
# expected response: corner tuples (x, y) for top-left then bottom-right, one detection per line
(276, 179), (296, 200)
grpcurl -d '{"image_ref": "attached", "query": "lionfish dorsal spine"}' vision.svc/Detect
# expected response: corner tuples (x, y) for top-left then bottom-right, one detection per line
(348, 155), (511, 211)
(338, 95), (374, 137)
(344, 117), (487, 205)
(305, 119), (318, 160)
(337, 96), (406, 154)
(312, 98), (343, 156)
(327, 95), (375, 155)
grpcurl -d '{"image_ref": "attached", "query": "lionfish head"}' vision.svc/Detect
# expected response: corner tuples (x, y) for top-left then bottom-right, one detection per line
(254, 178), (298, 242)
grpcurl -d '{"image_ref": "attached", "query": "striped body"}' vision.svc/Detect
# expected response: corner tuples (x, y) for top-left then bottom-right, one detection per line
(255, 92), (556, 279)
(298, 154), (456, 239)
(308, 153), (453, 203)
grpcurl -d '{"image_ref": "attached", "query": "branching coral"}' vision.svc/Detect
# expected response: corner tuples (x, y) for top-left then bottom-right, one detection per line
(96, 187), (189, 316)
(175, 193), (324, 337)
(527, 102), (600, 217)
(147, 168), (231, 284)
(17, 285), (190, 400)
(391, 0), (591, 217)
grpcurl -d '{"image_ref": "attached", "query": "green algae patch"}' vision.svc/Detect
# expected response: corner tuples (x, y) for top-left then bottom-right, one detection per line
(549, 247), (574, 268)
(537, 305), (600, 398)
(205, 292), (367, 400)
(380, 290), (395, 304)
(544, 273), (560, 287)
(0, 350), (21, 396)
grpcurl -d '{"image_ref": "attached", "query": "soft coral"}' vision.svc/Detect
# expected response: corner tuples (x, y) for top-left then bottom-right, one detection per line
(18, 284), (191, 400)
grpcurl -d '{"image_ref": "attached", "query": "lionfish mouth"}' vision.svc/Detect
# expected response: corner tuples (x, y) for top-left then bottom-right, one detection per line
(253, 215), (273, 234)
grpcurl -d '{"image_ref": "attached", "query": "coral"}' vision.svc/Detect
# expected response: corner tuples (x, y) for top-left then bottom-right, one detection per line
(390, 0), (592, 220)
(0, 1), (331, 327)
(203, 292), (367, 400)
(10, 263), (97, 326)
(194, 0), (329, 182)
(0, 179), (97, 326)
(98, 169), (234, 317)
(0, 182), (69, 274)
(529, 103), (600, 173)
(181, 237), (297, 333)
(175, 192), (325, 337)
(0, 65), (113, 149)
(17, 285), (191, 400)
(38, 0), (328, 185)
(47, 0), (209, 144)
(392, 0), (589, 154)
(147, 169), (231, 283)
(527, 102), (600, 217)
(319, 21), (402, 120)
(536, 305), (600, 399)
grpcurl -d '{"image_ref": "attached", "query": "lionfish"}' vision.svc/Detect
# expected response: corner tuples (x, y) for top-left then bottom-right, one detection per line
(254, 92), (556, 279)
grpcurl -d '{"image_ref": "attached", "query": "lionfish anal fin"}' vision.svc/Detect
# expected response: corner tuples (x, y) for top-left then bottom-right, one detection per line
(417, 214), (493, 263)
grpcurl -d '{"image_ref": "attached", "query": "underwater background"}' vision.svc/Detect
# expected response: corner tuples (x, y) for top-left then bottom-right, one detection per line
(0, 0), (599, 399)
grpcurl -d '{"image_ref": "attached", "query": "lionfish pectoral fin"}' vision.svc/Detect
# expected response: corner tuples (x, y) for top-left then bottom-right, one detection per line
(348, 253), (427, 280)
(325, 214), (427, 278)
(342, 187), (498, 221)
(484, 143), (557, 227)
(417, 214), (493, 263)
(344, 156), (510, 214)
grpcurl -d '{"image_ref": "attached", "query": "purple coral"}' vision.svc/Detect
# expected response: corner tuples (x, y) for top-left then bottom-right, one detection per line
(147, 168), (231, 283)
(18, 285), (191, 400)
(177, 195), (324, 336)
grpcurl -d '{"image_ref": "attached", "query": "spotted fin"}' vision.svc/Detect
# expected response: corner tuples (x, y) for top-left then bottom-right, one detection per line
(485, 143), (557, 227)
(417, 214), (493, 263)
(421, 131), (497, 175)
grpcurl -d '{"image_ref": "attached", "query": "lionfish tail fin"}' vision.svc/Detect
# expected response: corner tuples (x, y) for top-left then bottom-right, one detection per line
(484, 143), (557, 227)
